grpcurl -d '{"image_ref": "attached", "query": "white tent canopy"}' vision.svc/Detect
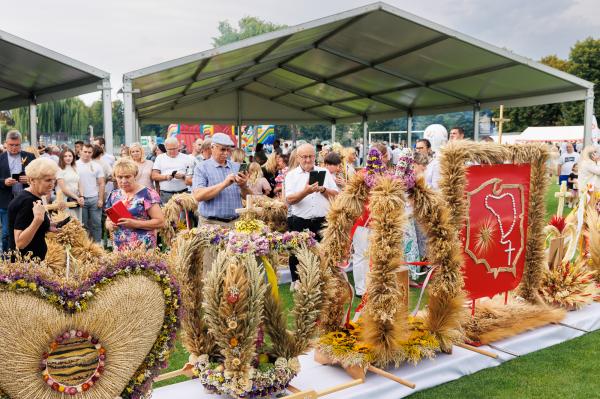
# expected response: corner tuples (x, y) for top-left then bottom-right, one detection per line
(122, 2), (595, 151)
(0, 29), (112, 150)
(517, 126), (588, 143)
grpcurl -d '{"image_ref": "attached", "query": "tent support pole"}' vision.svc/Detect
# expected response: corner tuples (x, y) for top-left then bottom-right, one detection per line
(236, 90), (242, 148)
(331, 123), (336, 144)
(407, 111), (413, 148)
(123, 78), (135, 146)
(583, 87), (594, 148)
(362, 116), (368, 166)
(101, 79), (114, 154)
(473, 103), (481, 141)
(135, 112), (141, 143)
(29, 100), (37, 147)
(291, 125), (297, 149)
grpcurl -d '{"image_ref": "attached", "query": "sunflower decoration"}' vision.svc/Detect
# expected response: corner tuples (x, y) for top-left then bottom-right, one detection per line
(317, 316), (440, 369)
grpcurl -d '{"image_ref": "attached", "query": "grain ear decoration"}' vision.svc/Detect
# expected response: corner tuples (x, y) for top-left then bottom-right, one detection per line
(171, 229), (216, 358)
(159, 193), (198, 245)
(360, 177), (410, 365)
(539, 258), (599, 310)
(242, 196), (288, 232)
(45, 212), (105, 279)
(464, 295), (565, 344)
(438, 141), (549, 304)
(203, 253), (266, 391)
(319, 172), (370, 332)
(263, 246), (325, 359)
(409, 178), (467, 352)
(585, 198), (600, 280)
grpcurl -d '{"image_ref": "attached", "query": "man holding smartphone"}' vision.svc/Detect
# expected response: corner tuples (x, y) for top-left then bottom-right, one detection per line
(151, 137), (195, 204)
(192, 133), (251, 226)
(285, 143), (338, 288)
(0, 130), (36, 252)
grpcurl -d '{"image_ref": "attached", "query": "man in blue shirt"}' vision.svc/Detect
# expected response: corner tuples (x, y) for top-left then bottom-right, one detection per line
(192, 133), (250, 226)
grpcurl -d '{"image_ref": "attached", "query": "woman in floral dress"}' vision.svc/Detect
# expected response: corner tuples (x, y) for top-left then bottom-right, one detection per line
(105, 158), (164, 250)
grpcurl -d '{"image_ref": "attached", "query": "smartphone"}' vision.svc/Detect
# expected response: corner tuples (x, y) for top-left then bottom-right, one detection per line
(171, 170), (177, 178)
(238, 163), (249, 173)
(11, 173), (20, 180)
(55, 216), (71, 229)
(308, 170), (326, 186)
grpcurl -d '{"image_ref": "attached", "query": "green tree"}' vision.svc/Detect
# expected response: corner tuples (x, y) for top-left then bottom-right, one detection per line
(212, 16), (287, 47)
(497, 38), (599, 131)
(89, 100), (104, 136)
(560, 37), (600, 124)
(112, 100), (125, 148)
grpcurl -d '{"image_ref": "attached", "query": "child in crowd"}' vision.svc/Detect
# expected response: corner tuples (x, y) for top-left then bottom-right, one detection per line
(323, 152), (346, 191)
(246, 162), (271, 196)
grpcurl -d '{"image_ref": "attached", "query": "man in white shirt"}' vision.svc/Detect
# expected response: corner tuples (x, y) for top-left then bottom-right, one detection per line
(423, 124), (448, 190)
(391, 144), (402, 165)
(151, 137), (195, 204)
(285, 143), (338, 285)
(76, 143), (105, 242)
(558, 143), (580, 186)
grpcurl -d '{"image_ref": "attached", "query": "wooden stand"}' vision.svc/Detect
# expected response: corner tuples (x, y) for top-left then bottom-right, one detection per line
(314, 349), (416, 389)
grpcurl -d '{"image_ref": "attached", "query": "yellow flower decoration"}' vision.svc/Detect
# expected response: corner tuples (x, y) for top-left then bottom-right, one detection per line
(234, 219), (266, 234)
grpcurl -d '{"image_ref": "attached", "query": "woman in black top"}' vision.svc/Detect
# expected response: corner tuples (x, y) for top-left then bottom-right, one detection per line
(8, 158), (60, 260)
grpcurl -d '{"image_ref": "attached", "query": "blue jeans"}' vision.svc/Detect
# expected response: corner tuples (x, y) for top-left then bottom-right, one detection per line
(81, 196), (102, 242)
(0, 208), (8, 252)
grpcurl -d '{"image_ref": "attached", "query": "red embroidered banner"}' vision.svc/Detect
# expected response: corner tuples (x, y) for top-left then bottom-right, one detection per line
(461, 164), (531, 300)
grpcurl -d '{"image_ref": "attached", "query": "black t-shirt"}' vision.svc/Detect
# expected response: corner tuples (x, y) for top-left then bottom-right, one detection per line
(8, 191), (50, 260)
(567, 173), (578, 190)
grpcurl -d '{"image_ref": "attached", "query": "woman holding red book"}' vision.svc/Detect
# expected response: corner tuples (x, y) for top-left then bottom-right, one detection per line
(105, 158), (164, 250)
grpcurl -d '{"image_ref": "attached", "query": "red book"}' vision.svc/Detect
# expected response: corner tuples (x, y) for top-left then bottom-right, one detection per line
(106, 200), (133, 224)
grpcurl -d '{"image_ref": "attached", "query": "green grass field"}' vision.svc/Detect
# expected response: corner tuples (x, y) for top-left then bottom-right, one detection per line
(155, 183), (600, 397)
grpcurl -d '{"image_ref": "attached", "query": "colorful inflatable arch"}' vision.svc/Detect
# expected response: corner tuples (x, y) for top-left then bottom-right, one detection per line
(166, 124), (274, 152)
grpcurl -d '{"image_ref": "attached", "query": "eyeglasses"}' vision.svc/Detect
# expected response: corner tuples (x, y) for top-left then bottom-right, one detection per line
(415, 146), (426, 150)
(6, 143), (20, 147)
(165, 147), (179, 151)
(298, 155), (316, 160)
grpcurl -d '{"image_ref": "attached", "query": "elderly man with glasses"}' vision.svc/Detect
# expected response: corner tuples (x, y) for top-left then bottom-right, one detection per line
(284, 143), (338, 288)
(192, 133), (251, 226)
(0, 130), (36, 252)
(151, 137), (195, 204)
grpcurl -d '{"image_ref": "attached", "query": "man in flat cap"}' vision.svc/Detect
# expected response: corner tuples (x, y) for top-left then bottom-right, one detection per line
(192, 133), (250, 226)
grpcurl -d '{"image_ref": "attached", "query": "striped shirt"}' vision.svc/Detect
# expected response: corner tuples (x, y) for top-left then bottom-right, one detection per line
(192, 158), (241, 219)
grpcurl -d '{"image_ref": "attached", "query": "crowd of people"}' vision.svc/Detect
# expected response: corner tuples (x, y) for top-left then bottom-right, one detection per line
(2, 125), (597, 295)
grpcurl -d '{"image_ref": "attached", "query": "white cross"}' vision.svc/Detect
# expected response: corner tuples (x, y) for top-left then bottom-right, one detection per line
(504, 240), (515, 265)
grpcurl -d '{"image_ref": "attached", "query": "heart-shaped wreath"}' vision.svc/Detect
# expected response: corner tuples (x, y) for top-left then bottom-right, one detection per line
(0, 251), (180, 399)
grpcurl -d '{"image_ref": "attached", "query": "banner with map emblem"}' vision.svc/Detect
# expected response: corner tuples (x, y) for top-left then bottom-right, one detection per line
(461, 164), (531, 300)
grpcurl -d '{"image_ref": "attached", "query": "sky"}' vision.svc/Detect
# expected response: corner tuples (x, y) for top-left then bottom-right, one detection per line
(2, 0), (598, 104)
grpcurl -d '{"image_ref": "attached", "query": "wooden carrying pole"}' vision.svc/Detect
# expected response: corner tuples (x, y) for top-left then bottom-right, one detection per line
(455, 343), (498, 359)
(285, 379), (365, 399)
(153, 363), (194, 382)
(367, 365), (416, 389)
